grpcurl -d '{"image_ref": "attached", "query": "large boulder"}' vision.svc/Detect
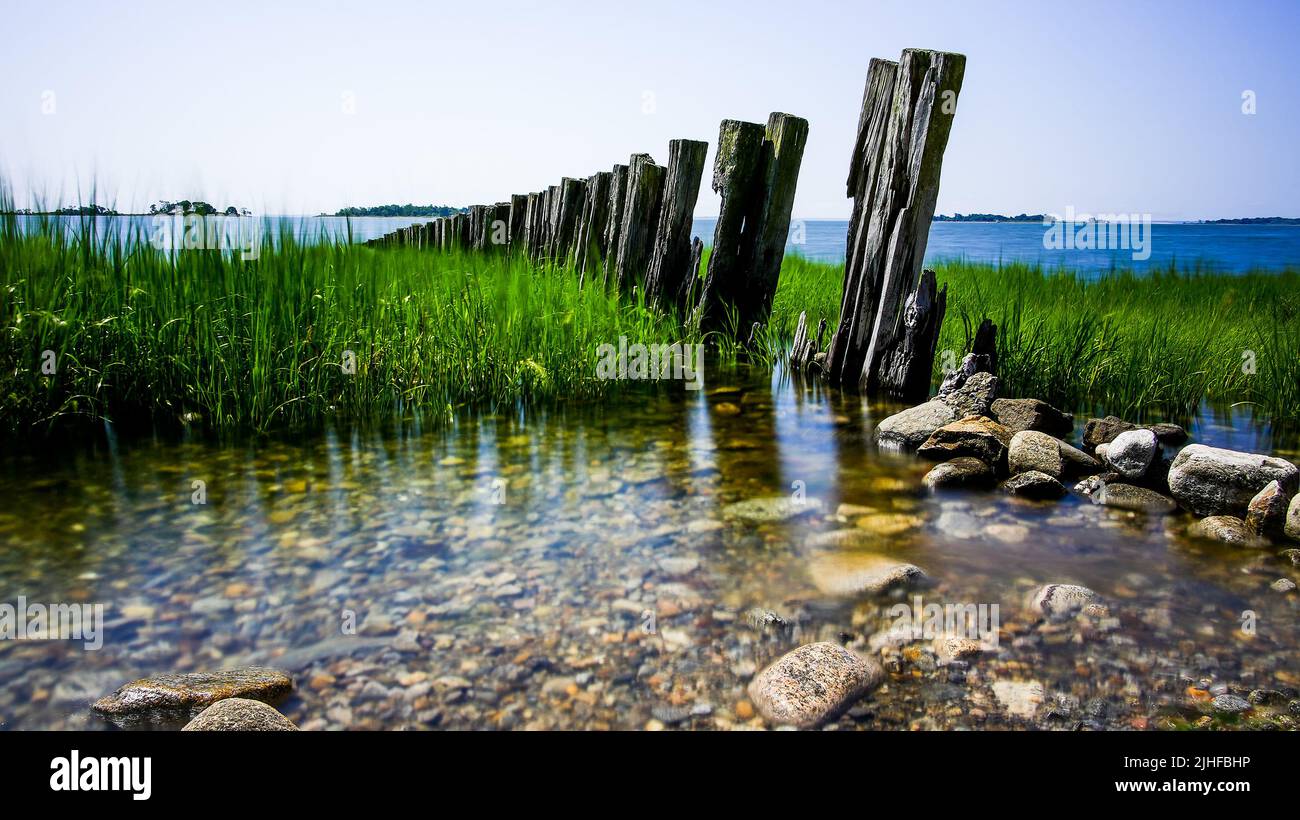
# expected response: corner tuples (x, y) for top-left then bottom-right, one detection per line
(182, 698), (299, 731)
(936, 371), (998, 419)
(1007, 430), (1065, 479)
(917, 416), (1013, 469)
(92, 667), (293, 724)
(1103, 429), (1159, 479)
(875, 400), (958, 449)
(747, 642), (883, 728)
(1245, 481), (1290, 539)
(990, 398), (1073, 437)
(922, 457), (995, 490)
(1167, 444), (1299, 517)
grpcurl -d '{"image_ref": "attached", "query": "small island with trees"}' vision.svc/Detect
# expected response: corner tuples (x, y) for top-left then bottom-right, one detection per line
(332, 204), (465, 217)
(932, 212), (1046, 222)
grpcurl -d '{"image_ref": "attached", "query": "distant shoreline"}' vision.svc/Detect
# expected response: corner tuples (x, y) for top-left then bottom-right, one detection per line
(8, 212), (1300, 226)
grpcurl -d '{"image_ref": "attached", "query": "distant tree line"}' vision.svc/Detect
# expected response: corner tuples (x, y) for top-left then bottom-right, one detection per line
(7, 204), (121, 216)
(1198, 217), (1300, 225)
(933, 213), (1046, 222)
(334, 204), (466, 217)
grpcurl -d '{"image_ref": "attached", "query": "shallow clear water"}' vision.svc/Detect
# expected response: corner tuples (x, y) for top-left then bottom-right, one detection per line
(0, 367), (1297, 730)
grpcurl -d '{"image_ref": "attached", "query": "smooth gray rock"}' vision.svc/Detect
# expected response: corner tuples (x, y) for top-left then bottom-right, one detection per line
(1095, 483), (1177, 514)
(747, 642), (883, 728)
(1104, 428), (1158, 479)
(923, 457), (995, 490)
(1008, 430), (1064, 479)
(875, 400), (958, 449)
(182, 698), (299, 731)
(1167, 444), (1299, 517)
(1001, 470), (1067, 500)
(1059, 439), (1104, 477)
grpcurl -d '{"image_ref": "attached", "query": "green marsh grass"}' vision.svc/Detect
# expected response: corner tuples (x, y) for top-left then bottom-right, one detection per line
(3, 208), (1297, 442)
(0, 212), (703, 440)
(768, 254), (1300, 424)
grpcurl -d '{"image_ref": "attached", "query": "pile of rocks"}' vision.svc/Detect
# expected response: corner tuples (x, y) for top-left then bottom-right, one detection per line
(877, 373), (1300, 547)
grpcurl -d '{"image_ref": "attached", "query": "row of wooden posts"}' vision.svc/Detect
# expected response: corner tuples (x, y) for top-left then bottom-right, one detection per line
(368, 113), (809, 334)
(368, 47), (968, 402)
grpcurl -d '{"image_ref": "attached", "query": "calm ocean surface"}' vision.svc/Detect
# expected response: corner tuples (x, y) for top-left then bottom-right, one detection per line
(17, 215), (1300, 276)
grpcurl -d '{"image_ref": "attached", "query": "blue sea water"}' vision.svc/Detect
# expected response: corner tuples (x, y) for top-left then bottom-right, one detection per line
(689, 218), (1300, 276)
(15, 214), (1300, 276)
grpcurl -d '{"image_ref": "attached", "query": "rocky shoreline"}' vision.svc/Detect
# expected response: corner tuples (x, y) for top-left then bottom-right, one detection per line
(741, 365), (1300, 729)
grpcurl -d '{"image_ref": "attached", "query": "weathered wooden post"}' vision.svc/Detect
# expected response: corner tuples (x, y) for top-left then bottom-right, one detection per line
(746, 112), (808, 326)
(789, 311), (829, 373)
(523, 192), (542, 259)
(575, 171), (612, 286)
(824, 49), (965, 399)
(467, 205), (482, 250)
(508, 194), (527, 251)
(679, 236), (704, 311)
(602, 163), (629, 287)
(612, 153), (666, 292)
(455, 212), (470, 249)
(693, 120), (767, 332)
(542, 185), (560, 260)
(554, 177), (585, 263)
(644, 139), (708, 314)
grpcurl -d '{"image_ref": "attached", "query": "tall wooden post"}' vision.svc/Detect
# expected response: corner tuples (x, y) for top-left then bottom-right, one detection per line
(824, 49), (965, 399)
(644, 139), (708, 314)
(602, 163), (630, 287)
(575, 171), (612, 286)
(693, 120), (767, 332)
(612, 154), (665, 292)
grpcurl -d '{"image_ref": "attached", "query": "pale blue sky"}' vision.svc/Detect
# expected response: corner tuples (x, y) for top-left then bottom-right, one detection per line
(1, 0), (1296, 219)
